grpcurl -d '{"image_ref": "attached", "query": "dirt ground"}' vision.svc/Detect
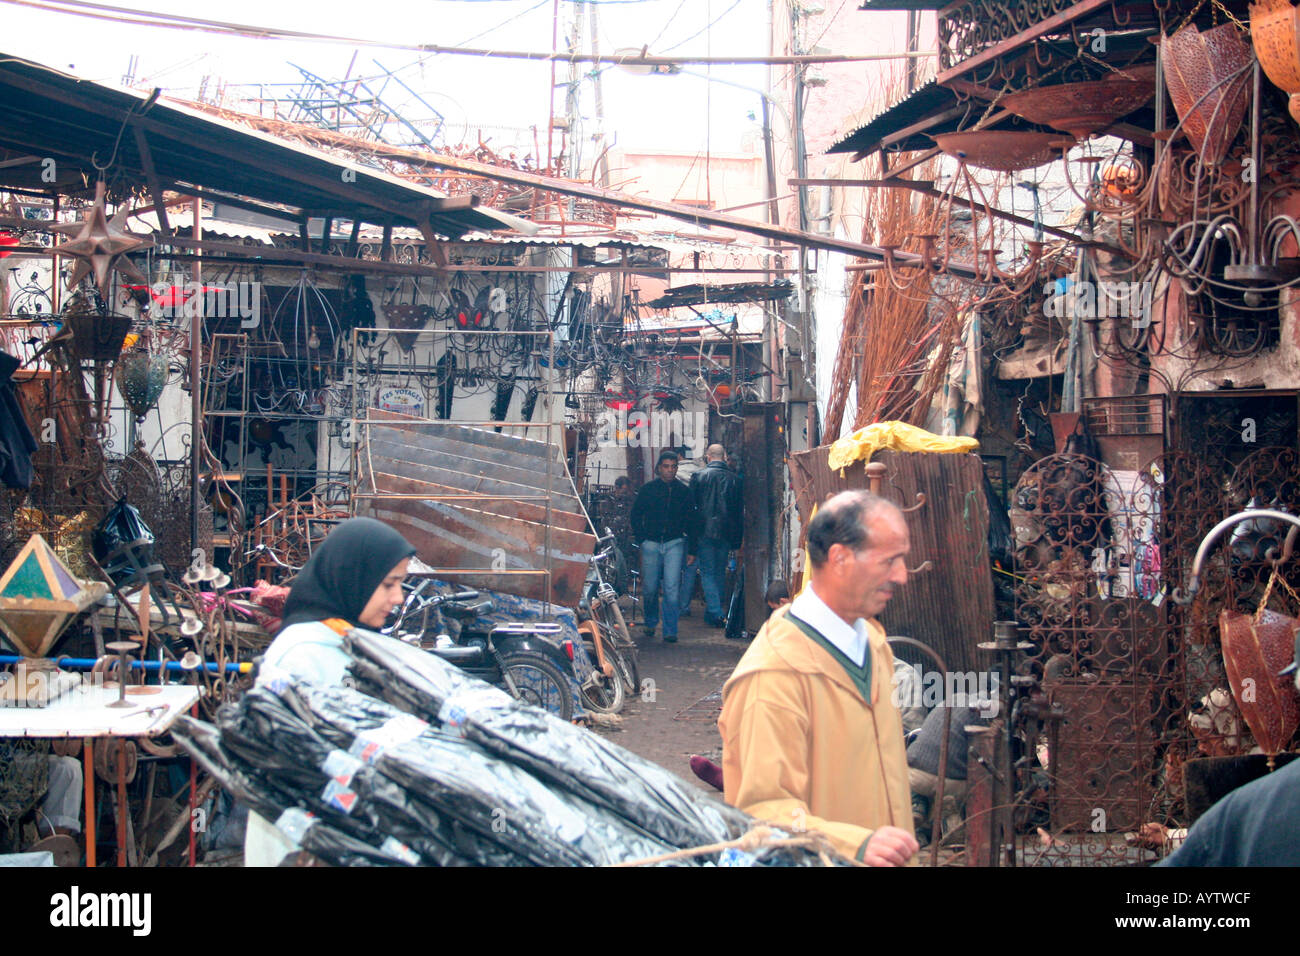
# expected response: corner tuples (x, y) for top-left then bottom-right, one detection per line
(590, 611), (749, 794)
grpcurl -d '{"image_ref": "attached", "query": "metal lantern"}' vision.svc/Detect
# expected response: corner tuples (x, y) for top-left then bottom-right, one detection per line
(115, 349), (169, 420)
(0, 533), (108, 659)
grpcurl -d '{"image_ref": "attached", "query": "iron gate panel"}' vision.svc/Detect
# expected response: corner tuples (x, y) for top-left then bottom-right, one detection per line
(1010, 444), (1300, 865)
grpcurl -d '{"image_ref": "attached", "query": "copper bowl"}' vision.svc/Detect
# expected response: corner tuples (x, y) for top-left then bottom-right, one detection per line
(1000, 69), (1157, 139)
(930, 130), (1072, 172)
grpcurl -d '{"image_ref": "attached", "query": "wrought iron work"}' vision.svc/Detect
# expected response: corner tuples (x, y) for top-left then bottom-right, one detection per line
(1008, 443), (1300, 865)
(937, 0), (1090, 73)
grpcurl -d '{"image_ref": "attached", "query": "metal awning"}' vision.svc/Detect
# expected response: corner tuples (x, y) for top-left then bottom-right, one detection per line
(0, 53), (535, 240)
(644, 280), (795, 309)
(828, 79), (975, 158)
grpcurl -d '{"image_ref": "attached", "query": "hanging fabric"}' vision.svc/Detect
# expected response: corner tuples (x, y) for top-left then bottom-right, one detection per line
(0, 349), (38, 489)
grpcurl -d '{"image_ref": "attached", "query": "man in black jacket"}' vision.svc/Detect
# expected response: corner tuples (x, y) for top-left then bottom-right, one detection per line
(630, 450), (695, 643)
(687, 444), (742, 627)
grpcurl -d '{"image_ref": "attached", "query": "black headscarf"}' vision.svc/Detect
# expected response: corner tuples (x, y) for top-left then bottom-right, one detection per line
(278, 517), (416, 633)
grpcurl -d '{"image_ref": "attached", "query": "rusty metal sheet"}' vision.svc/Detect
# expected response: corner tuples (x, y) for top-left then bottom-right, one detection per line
(368, 422), (570, 475)
(367, 431), (574, 494)
(361, 451), (577, 511)
(360, 495), (593, 605)
(371, 472), (589, 533)
(363, 438), (582, 512)
(355, 415), (595, 605)
(369, 408), (560, 461)
(788, 446), (995, 674)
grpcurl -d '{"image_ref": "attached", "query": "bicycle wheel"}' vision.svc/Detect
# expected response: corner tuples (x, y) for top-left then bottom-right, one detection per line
(500, 653), (574, 721)
(601, 602), (640, 694)
(579, 635), (626, 714)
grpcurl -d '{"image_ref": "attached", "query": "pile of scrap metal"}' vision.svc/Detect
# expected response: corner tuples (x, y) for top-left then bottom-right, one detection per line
(171, 628), (842, 866)
(354, 410), (595, 605)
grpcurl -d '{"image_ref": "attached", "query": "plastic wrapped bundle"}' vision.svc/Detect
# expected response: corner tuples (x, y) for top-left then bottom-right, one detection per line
(345, 628), (753, 848)
(216, 690), (488, 867)
(172, 715), (415, 867)
(282, 682), (679, 866)
(176, 628), (846, 866)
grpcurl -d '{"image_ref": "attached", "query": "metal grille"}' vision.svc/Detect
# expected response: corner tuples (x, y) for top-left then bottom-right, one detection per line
(1010, 445), (1300, 865)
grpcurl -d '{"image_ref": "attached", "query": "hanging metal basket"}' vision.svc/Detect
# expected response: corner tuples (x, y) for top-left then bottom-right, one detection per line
(64, 302), (132, 362)
(115, 349), (169, 419)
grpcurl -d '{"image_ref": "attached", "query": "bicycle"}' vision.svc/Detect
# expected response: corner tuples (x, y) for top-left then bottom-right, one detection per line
(584, 533), (640, 697)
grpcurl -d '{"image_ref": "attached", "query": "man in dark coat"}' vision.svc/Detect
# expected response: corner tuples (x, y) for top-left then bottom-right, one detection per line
(630, 450), (695, 643)
(687, 444), (742, 627)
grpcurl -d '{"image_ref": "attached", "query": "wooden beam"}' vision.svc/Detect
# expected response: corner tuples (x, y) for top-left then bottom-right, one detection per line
(792, 175), (1116, 251)
(879, 104), (972, 148)
(131, 122), (170, 236)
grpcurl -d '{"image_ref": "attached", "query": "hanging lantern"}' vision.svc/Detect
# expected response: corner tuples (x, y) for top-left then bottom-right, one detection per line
(1161, 23), (1252, 166)
(63, 290), (131, 363)
(115, 349), (169, 420)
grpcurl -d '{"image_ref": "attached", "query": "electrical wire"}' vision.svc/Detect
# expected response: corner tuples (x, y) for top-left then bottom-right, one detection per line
(0, 0), (921, 64)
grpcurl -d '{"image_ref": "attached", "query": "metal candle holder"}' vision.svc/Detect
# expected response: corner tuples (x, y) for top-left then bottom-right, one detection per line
(104, 640), (138, 708)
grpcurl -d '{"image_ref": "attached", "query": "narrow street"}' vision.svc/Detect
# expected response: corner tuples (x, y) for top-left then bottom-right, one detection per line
(593, 616), (748, 793)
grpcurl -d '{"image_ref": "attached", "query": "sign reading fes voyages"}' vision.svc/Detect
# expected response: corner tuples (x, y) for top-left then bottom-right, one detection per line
(376, 386), (424, 417)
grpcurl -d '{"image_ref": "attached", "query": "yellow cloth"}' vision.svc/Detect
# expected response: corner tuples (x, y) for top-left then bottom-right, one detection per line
(718, 605), (914, 862)
(827, 421), (978, 474)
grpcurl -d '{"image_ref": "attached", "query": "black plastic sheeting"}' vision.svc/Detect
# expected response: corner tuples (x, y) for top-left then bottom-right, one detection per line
(345, 628), (754, 849)
(171, 627), (843, 867)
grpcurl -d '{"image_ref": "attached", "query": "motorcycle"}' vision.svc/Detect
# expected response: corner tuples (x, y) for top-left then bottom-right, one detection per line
(384, 581), (583, 721)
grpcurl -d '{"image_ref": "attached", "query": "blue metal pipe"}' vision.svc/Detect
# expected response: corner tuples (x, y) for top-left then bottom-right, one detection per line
(0, 655), (250, 675)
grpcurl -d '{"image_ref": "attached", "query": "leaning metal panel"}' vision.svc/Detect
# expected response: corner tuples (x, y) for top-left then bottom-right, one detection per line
(1011, 453), (1168, 864)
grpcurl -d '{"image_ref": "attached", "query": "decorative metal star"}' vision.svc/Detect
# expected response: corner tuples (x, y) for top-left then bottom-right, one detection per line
(50, 181), (152, 297)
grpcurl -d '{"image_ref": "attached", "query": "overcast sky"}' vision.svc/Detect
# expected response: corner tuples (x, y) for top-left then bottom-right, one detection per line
(2, 0), (776, 158)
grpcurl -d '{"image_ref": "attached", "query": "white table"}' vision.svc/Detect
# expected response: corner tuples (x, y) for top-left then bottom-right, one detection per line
(0, 682), (202, 866)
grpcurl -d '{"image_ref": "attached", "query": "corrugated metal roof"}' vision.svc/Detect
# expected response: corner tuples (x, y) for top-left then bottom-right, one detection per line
(129, 209), (279, 244)
(827, 79), (966, 156)
(352, 227), (778, 259)
(0, 52), (535, 240)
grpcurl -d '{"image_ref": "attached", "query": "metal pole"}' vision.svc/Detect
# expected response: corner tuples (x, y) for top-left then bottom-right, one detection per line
(190, 196), (203, 551)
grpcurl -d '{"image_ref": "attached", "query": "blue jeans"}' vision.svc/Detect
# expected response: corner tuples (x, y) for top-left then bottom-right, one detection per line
(679, 559), (699, 615)
(640, 537), (686, 637)
(696, 538), (729, 620)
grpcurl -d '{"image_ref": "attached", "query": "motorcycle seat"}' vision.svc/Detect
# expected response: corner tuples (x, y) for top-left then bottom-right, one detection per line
(443, 599), (494, 620)
(428, 645), (485, 665)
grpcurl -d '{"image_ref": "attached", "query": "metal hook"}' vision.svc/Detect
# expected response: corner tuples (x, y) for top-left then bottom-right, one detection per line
(1265, 523), (1300, 570)
(1172, 508), (1300, 604)
(907, 559), (934, 575)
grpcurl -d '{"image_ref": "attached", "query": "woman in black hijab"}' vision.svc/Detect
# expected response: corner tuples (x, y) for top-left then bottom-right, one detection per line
(258, 516), (416, 687)
(278, 516), (416, 632)
(247, 517), (416, 866)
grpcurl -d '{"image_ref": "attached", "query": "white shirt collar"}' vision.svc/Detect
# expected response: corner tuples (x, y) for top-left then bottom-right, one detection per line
(789, 585), (870, 667)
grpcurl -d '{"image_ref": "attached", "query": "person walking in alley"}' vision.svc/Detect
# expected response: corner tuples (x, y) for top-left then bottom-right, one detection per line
(687, 444), (743, 627)
(630, 450), (696, 643)
(718, 490), (919, 865)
